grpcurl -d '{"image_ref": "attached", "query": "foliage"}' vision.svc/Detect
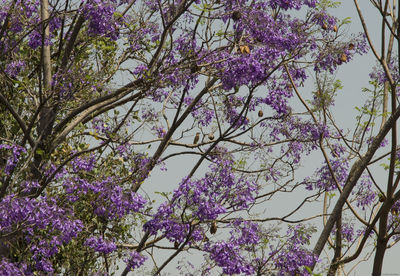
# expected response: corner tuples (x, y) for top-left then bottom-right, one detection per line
(0, 0), (399, 275)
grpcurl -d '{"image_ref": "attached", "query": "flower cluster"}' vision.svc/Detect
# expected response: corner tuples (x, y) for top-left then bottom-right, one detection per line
(352, 174), (376, 210)
(271, 225), (318, 275)
(0, 143), (26, 175)
(305, 157), (349, 191)
(0, 194), (83, 273)
(81, 0), (121, 40)
(124, 251), (147, 271)
(331, 221), (355, 245)
(70, 154), (96, 173)
(267, 117), (329, 164)
(229, 220), (260, 246)
(145, 152), (258, 241)
(63, 176), (146, 219)
(84, 236), (117, 254)
(5, 60), (26, 78)
(204, 242), (254, 275)
(269, 0), (317, 10)
(0, 259), (30, 276)
(370, 56), (400, 85)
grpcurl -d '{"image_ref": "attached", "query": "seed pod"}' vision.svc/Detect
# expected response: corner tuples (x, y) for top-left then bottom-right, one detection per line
(190, 63), (199, 73)
(208, 133), (214, 140)
(239, 45), (250, 54)
(348, 43), (355, 50)
(232, 11), (241, 21)
(193, 132), (200, 145)
(379, 193), (386, 202)
(340, 53), (347, 62)
(174, 241), (179, 249)
(7, 21), (11, 28)
(210, 221), (217, 234)
(333, 25), (338, 32)
(258, 110), (263, 117)
(322, 23), (328, 30)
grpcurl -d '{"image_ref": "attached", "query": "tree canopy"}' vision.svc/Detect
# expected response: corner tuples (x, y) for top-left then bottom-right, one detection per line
(0, 0), (399, 275)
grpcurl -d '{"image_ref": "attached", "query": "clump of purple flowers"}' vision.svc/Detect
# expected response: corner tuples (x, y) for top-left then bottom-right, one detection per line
(81, 0), (121, 40)
(271, 225), (319, 275)
(0, 194), (83, 273)
(5, 60), (25, 78)
(63, 176), (146, 219)
(0, 143), (26, 175)
(84, 236), (117, 254)
(205, 242), (254, 275)
(124, 251), (147, 271)
(144, 151), (258, 243)
(306, 158), (349, 191)
(353, 174), (376, 210)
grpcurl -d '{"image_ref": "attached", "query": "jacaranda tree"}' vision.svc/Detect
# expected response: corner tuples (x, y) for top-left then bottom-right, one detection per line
(0, 0), (399, 274)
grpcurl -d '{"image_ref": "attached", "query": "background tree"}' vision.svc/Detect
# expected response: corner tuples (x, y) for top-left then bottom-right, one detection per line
(311, 1), (400, 275)
(0, 0), (398, 275)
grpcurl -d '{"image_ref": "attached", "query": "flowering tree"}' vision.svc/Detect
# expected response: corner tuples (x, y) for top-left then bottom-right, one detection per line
(0, 0), (399, 275)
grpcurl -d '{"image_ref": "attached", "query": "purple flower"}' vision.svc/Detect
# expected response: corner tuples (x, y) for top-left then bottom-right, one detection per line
(0, 143), (26, 175)
(71, 154), (96, 173)
(271, 225), (318, 275)
(306, 158), (349, 191)
(84, 236), (117, 254)
(352, 174), (376, 210)
(5, 61), (25, 78)
(81, 0), (121, 40)
(0, 259), (30, 276)
(0, 194), (83, 273)
(205, 242), (254, 275)
(124, 251), (147, 270)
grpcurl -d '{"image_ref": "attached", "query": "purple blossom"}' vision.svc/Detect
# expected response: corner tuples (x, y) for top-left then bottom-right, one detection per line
(71, 154), (96, 173)
(306, 158), (349, 191)
(230, 220), (260, 246)
(81, 0), (120, 40)
(0, 194), (83, 273)
(28, 30), (42, 49)
(331, 221), (355, 244)
(63, 176), (147, 219)
(0, 259), (30, 276)
(20, 180), (40, 194)
(370, 56), (400, 85)
(124, 251), (147, 271)
(366, 137), (388, 148)
(352, 174), (376, 210)
(0, 143), (26, 175)
(84, 236), (117, 254)
(152, 126), (166, 138)
(205, 242), (254, 275)
(5, 60), (25, 78)
(144, 153), (258, 243)
(269, 0), (317, 10)
(271, 225), (318, 275)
